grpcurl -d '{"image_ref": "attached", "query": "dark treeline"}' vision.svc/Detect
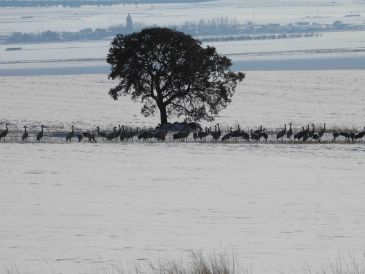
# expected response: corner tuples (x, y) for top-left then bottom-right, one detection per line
(2, 16), (364, 44)
(0, 0), (211, 7)
(172, 18), (364, 36)
(200, 33), (322, 43)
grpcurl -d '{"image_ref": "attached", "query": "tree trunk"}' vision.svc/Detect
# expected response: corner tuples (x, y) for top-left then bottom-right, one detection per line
(159, 104), (168, 126)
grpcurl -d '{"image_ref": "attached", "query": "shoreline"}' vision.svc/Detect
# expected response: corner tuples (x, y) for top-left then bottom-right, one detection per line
(1, 56), (365, 77)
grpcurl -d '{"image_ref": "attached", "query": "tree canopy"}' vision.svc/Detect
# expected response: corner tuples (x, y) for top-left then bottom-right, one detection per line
(107, 27), (245, 125)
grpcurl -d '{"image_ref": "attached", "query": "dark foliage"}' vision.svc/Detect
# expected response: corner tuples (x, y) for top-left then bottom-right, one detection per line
(107, 27), (245, 125)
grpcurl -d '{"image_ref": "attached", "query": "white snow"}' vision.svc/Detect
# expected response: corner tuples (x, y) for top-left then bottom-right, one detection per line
(0, 71), (364, 273)
(0, 71), (364, 129)
(1, 30), (365, 75)
(0, 142), (364, 273)
(1, 0), (365, 34)
(0, 1), (365, 273)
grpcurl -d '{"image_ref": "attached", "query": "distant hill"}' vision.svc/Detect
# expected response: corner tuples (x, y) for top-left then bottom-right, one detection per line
(0, 0), (213, 8)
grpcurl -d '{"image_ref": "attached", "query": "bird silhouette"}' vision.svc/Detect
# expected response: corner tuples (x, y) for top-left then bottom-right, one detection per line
(276, 124), (286, 140)
(66, 125), (75, 142)
(36, 125), (45, 142)
(22, 126), (28, 142)
(0, 123), (9, 142)
(286, 123), (293, 139)
(210, 124), (221, 142)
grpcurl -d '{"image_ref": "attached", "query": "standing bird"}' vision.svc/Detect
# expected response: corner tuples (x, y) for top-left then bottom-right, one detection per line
(197, 127), (210, 142)
(138, 130), (155, 141)
(0, 123), (9, 142)
(340, 131), (351, 142)
(230, 125), (242, 141)
(115, 125), (122, 139)
(180, 128), (191, 141)
(286, 123), (293, 140)
(302, 132), (309, 142)
(210, 124), (221, 142)
(106, 127), (117, 141)
(83, 132), (97, 143)
(77, 134), (83, 142)
(239, 130), (250, 141)
(108, 125), (122, 141)
(155, 128), (168, 142)
(332, 132), (339, 142)
(312, 133), (320, 142)
(258, 129), (269, 142)
(66, 125), (75, 142)
(125, 127), (139, 141)
(254, 125), (263, 134)
(355, 129), (365, 141)
(349, 132), (356, 142)
(36, 125), (45, 142)
(119, 126), (126, 141)
(300, 124), (310, 141)
(22, 126), (28, 142)
(276, 124), (286, 141)
(318, 123), (326, 141)
(294, 127), (304, 140)
(193, 132), (198, 141)
(308, 124), (315, 139)
(221, 128), (232, 142)
(173, 128), (190, 141)
(303, 124), (310, 136)
(250, 129), (260, 141)
(97, 126), (108, 140)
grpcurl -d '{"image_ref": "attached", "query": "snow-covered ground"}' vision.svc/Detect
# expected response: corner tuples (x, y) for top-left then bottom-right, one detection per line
(1, 142), (364, 274)
(1, 71), (363, 274)
(0, 71), (364, 129)
(1, 0), (365, 74)
(0, 1), (365, 273)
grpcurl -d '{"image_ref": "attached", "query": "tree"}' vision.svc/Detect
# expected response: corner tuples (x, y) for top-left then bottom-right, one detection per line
(107, 27), (245, 125)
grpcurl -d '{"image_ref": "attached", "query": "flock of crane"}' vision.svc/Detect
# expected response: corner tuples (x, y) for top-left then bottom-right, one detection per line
(0, 122), (364, 143)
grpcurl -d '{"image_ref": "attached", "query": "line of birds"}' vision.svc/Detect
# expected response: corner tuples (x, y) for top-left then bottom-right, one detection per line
(217, 123), (365, 143)
(0, 123), (364, 143)
(0, 124), (168, 143)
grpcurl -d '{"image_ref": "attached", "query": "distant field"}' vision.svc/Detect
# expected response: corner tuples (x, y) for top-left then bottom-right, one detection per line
(0, 0), (364, 34)
(1, 30), (365, 75)
(0, 70), (364, 129)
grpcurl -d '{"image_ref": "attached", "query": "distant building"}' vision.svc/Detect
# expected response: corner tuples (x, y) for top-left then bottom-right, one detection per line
(126, 14), (134, 33)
